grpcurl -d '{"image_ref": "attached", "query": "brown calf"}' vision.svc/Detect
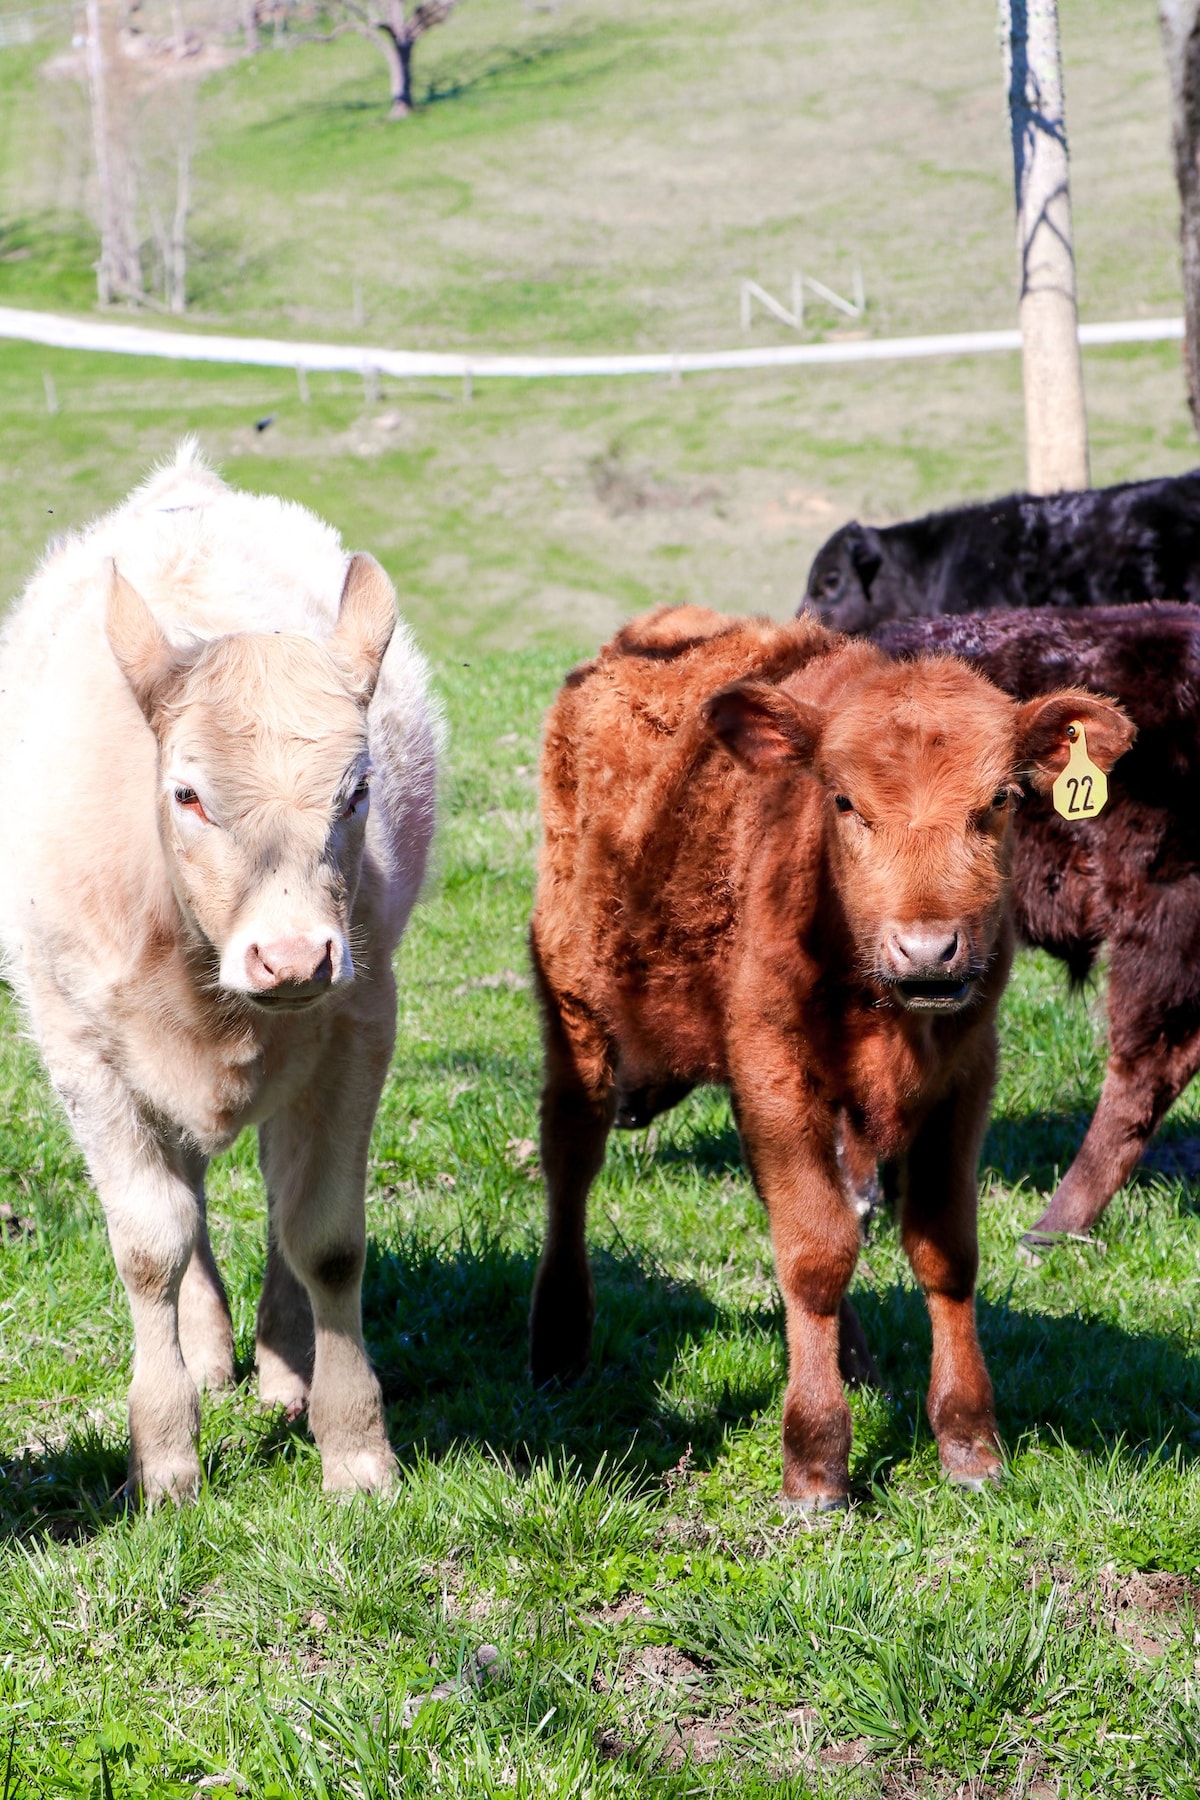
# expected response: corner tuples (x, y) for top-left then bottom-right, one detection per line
(529, 606), (1131, 1508)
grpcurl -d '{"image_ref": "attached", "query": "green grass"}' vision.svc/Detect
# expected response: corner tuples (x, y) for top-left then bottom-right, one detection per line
(2, 0), (1200, 1791)
(0, 655), (1198, 1797)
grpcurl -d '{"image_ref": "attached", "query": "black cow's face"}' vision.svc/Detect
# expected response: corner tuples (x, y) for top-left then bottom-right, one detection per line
(804, 523), (885, 633)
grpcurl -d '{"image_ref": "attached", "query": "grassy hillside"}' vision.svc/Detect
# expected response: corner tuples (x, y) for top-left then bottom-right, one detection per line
(0, 0), (1185, 347)
(0, 2), (1195, 656)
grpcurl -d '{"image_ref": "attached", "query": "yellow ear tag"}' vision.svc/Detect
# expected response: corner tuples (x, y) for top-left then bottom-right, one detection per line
(1052, 722), (1108, 821)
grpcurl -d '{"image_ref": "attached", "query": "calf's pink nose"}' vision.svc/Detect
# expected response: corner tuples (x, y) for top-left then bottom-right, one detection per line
(245, 937), (334, 991)
(886, 926), (962, 976)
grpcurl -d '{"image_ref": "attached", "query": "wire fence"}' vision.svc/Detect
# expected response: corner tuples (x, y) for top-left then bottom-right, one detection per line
(0, 305), (1185, 388)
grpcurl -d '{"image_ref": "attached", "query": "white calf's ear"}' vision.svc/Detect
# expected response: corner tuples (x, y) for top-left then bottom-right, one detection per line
(105, 562), (188, 723)
(330, 553), (396, 704)
(702, 679), (823, 770)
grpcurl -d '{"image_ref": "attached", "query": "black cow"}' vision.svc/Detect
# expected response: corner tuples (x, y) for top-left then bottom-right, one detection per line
(804, 472), (1200, 634)
(874, 603), (1200, 1250)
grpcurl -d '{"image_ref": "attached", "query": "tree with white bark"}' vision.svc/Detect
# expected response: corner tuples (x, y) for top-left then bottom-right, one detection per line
(82, 0), (205, 311)
(1159, 2), (1200, 437)
(997, 0), (1090, 492)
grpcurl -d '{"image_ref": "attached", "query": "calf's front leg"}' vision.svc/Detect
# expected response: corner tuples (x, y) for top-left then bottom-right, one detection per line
(732, 1075), (861, 1510)
(258, 1003), (396, 1494)
(93, 1131), (206, 1503)
(902, 1073), (1001, 1490)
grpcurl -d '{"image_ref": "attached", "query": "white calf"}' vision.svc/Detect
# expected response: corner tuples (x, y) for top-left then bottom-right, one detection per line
(0, 443), (440, 1501)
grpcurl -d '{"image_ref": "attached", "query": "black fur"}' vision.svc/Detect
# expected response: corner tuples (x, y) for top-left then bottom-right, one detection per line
(872, 604), (1200, 1239)
(804, 472), (1200, 634)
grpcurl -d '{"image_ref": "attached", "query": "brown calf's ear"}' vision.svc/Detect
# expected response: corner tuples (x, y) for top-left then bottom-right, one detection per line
(1015, 688), (1136, 791)
(330, 553), (397, 704)
(702, 679), (823, 770)
(105, 562), (189, 723)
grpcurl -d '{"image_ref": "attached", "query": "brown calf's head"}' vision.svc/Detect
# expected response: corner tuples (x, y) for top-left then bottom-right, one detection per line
(704, 647), (1133, 1013)
(106, 552), (396, 1010)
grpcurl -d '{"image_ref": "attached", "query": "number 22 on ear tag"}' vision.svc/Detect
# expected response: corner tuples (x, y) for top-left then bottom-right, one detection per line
(1052, 722), (1108, 821)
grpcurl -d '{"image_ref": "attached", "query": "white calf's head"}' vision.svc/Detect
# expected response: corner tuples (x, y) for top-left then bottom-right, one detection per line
(106, 553), (396, 1011)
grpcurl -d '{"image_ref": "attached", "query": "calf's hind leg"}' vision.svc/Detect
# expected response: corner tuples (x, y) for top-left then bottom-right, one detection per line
(255, 1225), (315, 1417)
(528, 962), (615, 1386)
(257, 1001), (396, 1493)
(178, 1171), (235, 1393)
(1023, 1030), (1200, 1249)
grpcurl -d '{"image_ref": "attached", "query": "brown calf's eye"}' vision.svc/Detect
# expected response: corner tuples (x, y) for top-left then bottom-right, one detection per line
(992, 789), (1010, 809)
(834, 795), (854, 814)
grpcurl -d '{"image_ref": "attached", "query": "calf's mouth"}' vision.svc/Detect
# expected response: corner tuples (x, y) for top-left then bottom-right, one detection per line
(889, 974), (976, 1012)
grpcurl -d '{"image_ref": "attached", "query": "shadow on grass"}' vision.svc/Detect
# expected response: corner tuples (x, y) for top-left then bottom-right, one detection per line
(849, 1279), (1200, 1496)
(0, 1428), (127, 1547)
(254, 26), (604, 138)
(5, 1215), (1199, 1542)
(985, 1106), (1200, 1212)
(365, 1232), (775, 1484)
(418, 29), (610, 110)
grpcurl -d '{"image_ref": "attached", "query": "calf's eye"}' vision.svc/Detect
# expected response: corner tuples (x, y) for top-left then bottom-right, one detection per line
(991, 789), (1011, 809)
(834, 794), (854, 814)
(173, 786), (209, 823)
(342, 780), (370, 820)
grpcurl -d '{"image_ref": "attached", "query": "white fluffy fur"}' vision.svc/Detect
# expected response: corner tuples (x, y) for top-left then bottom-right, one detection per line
(0, 442), (441, 1503)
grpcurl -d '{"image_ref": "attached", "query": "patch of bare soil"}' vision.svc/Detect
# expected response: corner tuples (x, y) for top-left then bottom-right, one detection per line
(0, 1200), (35, 1239)
(621, 1642), (711, 1696)
(588, 445), (723, 518)
(1097, 1564), (1200, 1657)
(44, 31), (235, 89)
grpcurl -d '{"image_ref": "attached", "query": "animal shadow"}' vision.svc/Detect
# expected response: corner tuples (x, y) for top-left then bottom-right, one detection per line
(364, 1233), (775, 1480)
(849, 1278), (1200, 1487)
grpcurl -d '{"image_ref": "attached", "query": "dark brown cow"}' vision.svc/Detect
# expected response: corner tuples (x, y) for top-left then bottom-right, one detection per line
(528, 606), (1131, 1509)
(874, 603), (1200, 1249)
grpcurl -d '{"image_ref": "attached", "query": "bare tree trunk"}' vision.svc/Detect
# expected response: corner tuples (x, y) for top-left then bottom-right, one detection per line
(1160, 2), (1200, 436)
(86, 0), (142, 305)
(242, 0), (260, 53)
(998, 0), (1089, 493)
(170, 133), (191, 313)
(376, 22), (413, 116)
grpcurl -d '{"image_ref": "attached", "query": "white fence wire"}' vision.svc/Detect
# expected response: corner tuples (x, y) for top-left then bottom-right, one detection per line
(0, 304), (1185, 383)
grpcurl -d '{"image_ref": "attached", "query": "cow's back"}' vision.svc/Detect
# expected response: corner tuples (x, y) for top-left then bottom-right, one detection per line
(536, 607), (833, 1063)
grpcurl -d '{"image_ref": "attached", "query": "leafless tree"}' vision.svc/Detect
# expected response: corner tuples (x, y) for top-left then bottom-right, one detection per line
(305, 0), (462, 119)
(1159, 2), (1200, 436)
(86, 0), (143, 303)
(77, 1), (223, 311)
(997, 0), (1090, 492)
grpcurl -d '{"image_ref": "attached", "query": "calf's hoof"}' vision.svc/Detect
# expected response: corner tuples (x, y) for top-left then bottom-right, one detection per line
(129, 1451), (203, 1508)
(939, 1437), (1003, 1492)
(528, 1270), (594, 1388)
(320, 1442), (397, 1494)
(782, 1489), (849, 1517)
(257, 1348), (312, 1421)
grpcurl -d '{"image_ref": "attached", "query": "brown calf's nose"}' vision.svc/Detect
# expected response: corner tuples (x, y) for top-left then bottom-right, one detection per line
(245, 937), (334, 992)
(886, 925), (962, 978)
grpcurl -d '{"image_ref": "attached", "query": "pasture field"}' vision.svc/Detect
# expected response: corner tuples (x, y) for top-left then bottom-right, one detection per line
(0, 655), (1198, 1797)
(1, 0), (1200, 1792)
